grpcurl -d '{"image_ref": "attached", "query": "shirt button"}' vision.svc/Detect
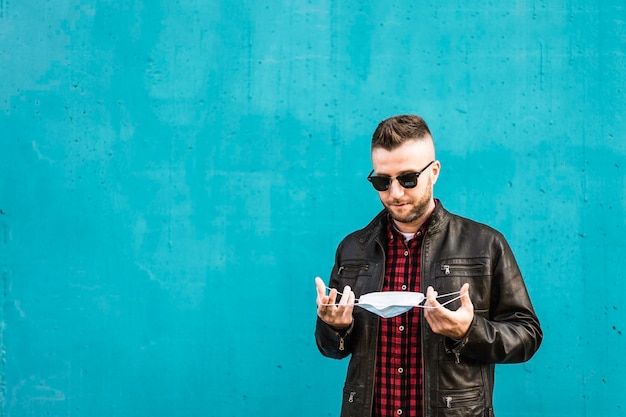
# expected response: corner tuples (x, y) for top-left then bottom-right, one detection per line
(404, 250), (409, 256)
(398, 367), (404, 374)
(401, 284), (407, 290)
(397, 409), (403, 415)
(417, 231), (421, 236)
(399, 325), (405, 331)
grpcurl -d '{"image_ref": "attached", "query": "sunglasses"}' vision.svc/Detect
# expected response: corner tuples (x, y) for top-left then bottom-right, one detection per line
(367, 160), (435, 191)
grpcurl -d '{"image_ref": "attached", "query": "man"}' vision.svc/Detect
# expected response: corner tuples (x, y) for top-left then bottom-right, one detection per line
(314, 114), (542, 417)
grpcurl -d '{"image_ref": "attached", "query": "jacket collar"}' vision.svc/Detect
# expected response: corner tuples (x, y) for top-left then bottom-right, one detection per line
(427, 200), (450, 234)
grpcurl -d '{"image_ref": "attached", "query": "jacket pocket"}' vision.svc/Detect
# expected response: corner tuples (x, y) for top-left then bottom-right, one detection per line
(438, 387), (487, 417)
(340, 384), (365, 417)
(333, 261), (373, 298)
(434, 257), (490, 312)
(436, 257), (489, 278)
(337, 262), (371, 278)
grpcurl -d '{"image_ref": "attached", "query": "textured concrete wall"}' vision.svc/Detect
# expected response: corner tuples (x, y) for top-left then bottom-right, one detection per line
(1, 1), (624, 416)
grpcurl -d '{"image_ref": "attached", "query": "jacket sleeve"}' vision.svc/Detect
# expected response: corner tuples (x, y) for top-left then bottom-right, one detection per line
(446, 235), (543, 364)
(314, 235), (365, 360)
(315, 317), (354, 359)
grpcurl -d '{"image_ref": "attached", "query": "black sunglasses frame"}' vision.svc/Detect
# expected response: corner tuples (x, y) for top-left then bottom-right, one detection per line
(367, 160), (435, 191)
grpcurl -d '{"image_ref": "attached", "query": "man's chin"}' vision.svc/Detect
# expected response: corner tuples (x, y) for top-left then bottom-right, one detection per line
(391, 215), (418, 225)
(386, 204), (431, 226)
(387, 208), (418, 225)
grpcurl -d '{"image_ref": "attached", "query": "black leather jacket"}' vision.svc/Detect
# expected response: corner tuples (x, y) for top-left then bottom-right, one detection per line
(315, 203), (542, 417)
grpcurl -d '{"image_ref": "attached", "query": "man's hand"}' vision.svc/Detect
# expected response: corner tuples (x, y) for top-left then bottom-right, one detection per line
(424, 283), (473, 339)
(315, 277), (355, 329)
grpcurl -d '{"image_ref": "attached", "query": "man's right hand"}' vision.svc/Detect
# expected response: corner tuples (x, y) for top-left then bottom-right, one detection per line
(315, 277), (355, 329)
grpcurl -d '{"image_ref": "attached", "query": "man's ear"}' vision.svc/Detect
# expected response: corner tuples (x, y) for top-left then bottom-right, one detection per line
(431, 160), (441, 185)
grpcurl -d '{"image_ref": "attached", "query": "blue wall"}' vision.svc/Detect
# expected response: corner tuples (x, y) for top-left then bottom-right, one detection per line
(1, 1), (625, 416)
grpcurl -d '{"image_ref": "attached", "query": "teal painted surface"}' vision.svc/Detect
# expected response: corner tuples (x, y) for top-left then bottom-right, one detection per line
(1, 1), (624, 416)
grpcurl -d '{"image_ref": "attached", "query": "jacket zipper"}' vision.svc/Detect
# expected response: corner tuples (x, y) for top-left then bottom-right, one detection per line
(338, 264), (369, 275)
(420, 235), (428, 417)
(443, 389), (482, 408)
(369, 238), (385, 412)
(440, 264), (484, 275)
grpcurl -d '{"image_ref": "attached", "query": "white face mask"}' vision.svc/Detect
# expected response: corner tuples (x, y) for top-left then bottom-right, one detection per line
(357, 291), (425, 318)
(323, 287), (463, 318)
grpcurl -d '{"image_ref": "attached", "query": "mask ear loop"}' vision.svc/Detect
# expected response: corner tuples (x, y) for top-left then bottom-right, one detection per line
(419, 291), (464, 309)
(321, 287), (464, 308)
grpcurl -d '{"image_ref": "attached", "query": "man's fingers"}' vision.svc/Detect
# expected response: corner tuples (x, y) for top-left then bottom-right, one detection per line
(347, 289), (356, 305)
(339, 286), (352, 306)
(460, 282), (470, 296)
(327, 288), (339, 306)
(315, 277), (327, 299)
(315, 277), (330, 308)
(426, 286), (440, 307)
(459, 283), (472, 309)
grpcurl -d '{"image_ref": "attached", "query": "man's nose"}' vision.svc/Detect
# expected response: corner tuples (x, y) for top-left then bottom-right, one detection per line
(388, 178), (405, 198)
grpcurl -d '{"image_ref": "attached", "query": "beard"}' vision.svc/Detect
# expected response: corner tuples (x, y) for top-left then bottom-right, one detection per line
(381, 176), (434, 226)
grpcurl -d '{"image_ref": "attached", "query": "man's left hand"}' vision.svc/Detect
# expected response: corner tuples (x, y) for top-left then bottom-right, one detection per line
(424, 283), (473, 340)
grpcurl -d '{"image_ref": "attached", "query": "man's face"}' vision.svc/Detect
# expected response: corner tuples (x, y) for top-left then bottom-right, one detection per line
(370, 138), (440, 233)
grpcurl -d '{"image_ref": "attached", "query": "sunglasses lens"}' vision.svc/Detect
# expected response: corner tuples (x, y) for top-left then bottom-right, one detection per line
(397, 173), (418, 188)
(370, 177), (390, 191)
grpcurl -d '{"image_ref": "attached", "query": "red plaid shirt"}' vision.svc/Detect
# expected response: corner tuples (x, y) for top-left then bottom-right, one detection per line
(373, 212), (433, 417)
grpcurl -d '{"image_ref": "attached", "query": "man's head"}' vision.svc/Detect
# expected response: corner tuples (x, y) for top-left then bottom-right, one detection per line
(369, 115), (440, 233)
(371, 114), (433, 151)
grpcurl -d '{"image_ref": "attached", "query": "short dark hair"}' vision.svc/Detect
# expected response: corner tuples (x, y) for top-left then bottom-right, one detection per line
(371, 114), (432, 150)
